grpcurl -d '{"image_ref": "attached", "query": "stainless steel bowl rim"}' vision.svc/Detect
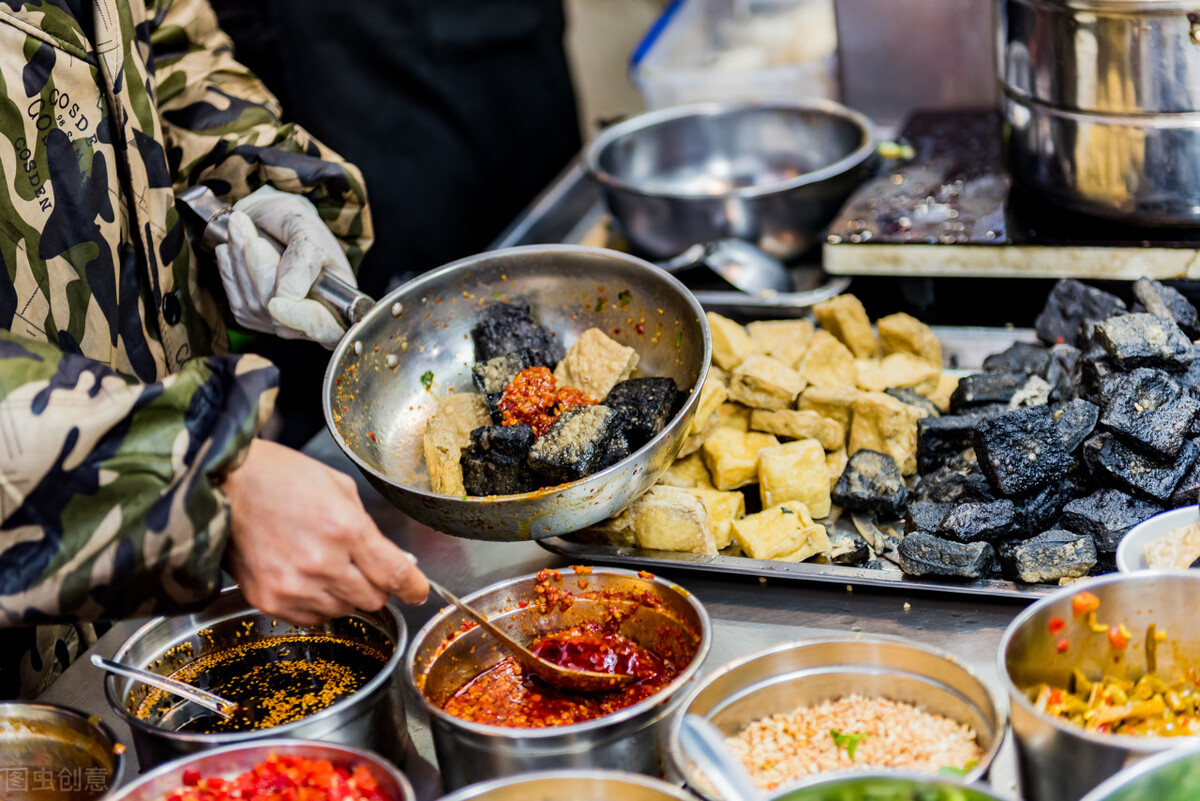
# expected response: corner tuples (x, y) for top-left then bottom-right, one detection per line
(104, 738), (415, 801)
(1077, 742), (1200, 801)
(404, 566), (712, 739)
(670, 634), (1008, 789)
(104, 589), (408, 745)
(0, 701), (127, 791)
(1001, 92), (1200, 126)
(583, 100), (878, 200)
(767, 769), (1016, 800)
(998, 570), (1200, 752)
(437, 768), (698, 801)
(321, 243), (711, 505)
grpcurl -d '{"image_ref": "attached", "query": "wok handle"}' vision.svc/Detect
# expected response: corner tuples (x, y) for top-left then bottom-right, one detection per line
(176, 185), (378, 328)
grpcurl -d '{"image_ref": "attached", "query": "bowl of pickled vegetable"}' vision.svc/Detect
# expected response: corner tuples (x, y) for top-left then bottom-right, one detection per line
(999, 572), (1200, 801)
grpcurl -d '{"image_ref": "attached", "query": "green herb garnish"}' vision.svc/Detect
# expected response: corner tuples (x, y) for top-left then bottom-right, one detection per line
(675, 331), (683, 348)
(830, 729), (868, 760)
(420, 370), (434, 389)
(780, 506), (795, 515)
(618, 289), (633, 307)
(938, 760), (978, 778)
(594, 297), (605, 312)
(492, 292), (503, 299)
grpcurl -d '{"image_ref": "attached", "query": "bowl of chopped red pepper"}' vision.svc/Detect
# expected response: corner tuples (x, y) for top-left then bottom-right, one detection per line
(405, 567), (711, 791)
(103, 740), (414, 801)
(999, 571), (1200, 801)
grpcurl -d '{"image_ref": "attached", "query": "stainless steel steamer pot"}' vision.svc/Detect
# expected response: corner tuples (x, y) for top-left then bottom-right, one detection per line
(321, 244), (711, 542)
(405, 567), (711, 790)
(999, 572), (1200, 801)
(0, 702), (125, 799)
(103, 588), (409, 769)
(1000, 0), (1200, 223)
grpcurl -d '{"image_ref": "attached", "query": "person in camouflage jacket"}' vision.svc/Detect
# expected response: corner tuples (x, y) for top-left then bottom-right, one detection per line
(0, 0), (428, 699)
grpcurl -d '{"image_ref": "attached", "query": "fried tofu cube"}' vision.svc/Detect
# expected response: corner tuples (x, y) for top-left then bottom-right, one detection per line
(423, 392), (492, 496)
(576, 509), (635, 547)
(732, 503), (829, 562)
(683, 372), (728, 438)
(629, 485), (717, 555)
(717, 402), (752, 432)
(701, 427), (781, 490)
(554, 328), (639, 399)
(729, 353), (807, 410)
(826, 448), (849, 492)
(682, 486), (745, 549)
(797, 385), (859, 432)
(878, 312), (942, 366)
(855, 353), (941, 395)
(707, 312), (759, 370)
(797, 331), (857, 388)
(849, 391), (927, 475)
(814, 295), (879, 358)
(924, 372), (959, 412)
(746, 319), (816, 368)
(658, 452), (712, 488)
(758, 439), (831, 517)
(678, 410), (721, 457)
(750, 409), (845, 450)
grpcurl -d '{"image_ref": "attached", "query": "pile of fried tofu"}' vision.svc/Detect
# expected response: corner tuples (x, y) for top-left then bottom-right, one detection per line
(581, 294), (956, 562)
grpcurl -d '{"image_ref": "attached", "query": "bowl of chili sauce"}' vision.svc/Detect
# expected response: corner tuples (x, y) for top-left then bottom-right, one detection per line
(405, 567), (711, 790)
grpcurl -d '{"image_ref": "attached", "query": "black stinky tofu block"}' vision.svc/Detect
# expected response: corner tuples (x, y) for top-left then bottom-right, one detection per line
(1011, 482), (1068, 536)
(604, 377), (683, 448)
(973, 405), (1073, 497)
(949, 371), (1028, 413)
(597, 432), (631, 471)
(913, 466), (968, 504)
(906, 501), (952, 534)
(999, 529), (1098, 584)
(938, 500), (1016, 543)
(1167, 455), (1200, 509)
(898, 533), (995, 579)
(828, 528), (871, 565)
(461, 424), (538, 496)
(1060, 488), (1163, 552)
(984, 342), (1052, 375)
(1035, 279), (1127, 347)
(1089, 433), (1200, 503)
(471, 302), (563, 367)
(1054, 399), (1099, 453)
(831, 450), (910, 518)
(917, 415), (979, 473)
(963, 470), (999, 502)
(886, 387), (942, 417)
(472, 350), (535, 422)
(1096, 313), (1194, 372)
(1101, 369), (1199, 458)
(527, 405), (623, 485)
(1043, 344), (1084, 403)
(1133, 278), (1200, 339)
(1082, 358), (1122, 407)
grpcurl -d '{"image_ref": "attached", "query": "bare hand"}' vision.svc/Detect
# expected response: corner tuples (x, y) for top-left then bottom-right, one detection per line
(220, 440), (428, 625)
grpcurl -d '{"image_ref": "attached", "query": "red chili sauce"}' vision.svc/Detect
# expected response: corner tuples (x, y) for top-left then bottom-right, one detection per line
(498, 366), (595, 437)
(165, 753), (389, 801)
(441, 623), (677, 728)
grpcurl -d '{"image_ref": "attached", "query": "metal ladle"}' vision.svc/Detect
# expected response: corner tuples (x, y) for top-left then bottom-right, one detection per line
(656, 239), (793, 296)
(90, 655), (239, 720)
(679, 714), (763, 801)
(426, 578), (636, 693)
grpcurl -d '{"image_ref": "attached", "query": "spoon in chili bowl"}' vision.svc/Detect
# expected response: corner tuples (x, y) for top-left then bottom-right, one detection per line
(426, 578), (637, 693)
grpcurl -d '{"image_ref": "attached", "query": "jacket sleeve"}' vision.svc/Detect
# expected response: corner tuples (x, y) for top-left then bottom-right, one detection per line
(145, 0), (373, 267)
(0, 332), (278, 625)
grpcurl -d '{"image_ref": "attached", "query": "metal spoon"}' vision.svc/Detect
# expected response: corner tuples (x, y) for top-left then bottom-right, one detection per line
(679, 714), (763, 801)
(657, 239), (793, 296)
(426, 578), (636, 693)
(90, 655), (238, 720)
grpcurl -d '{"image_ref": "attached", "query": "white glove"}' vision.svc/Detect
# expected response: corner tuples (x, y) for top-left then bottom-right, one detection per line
(214, 185), (357, 348)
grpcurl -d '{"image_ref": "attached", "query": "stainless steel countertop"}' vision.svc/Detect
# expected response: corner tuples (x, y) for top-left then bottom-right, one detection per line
(39, 429), (1027, 800)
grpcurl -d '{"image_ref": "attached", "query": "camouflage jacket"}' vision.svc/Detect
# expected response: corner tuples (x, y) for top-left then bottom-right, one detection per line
(0, 0), (373, 697)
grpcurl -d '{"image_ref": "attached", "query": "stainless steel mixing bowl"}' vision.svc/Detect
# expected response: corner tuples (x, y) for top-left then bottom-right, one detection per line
(1080, 744), (1200, 801)
(104, 739), (414, 801)
(584, 101), (877, 260)
(322, 244), (710, 542)
(0, 702), (124, 800)
(104, 587), (409, 770)
(438, 769), (697, 801)
(669, 637), (1006, 800)
(405, 567), (711, 790)
(999, 572), (1200, 801)
(770, 772), (1013, 801)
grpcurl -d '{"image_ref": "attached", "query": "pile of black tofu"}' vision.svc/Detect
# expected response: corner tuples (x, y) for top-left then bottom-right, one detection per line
(460, 303), (684, 496)
(835, 278), (1198, 584)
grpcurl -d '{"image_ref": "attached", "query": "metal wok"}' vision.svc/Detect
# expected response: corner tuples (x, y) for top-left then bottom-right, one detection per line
(321, 245), (711, 542)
